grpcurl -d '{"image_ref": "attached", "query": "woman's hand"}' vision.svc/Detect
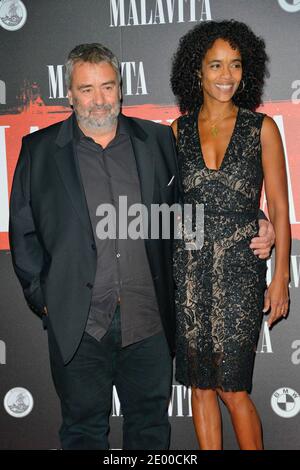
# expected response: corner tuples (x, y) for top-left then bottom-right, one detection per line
(263, 278), (289, 328)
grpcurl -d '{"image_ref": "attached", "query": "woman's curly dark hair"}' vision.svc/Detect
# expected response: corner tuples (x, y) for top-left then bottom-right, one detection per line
(170, 20), (269, 114)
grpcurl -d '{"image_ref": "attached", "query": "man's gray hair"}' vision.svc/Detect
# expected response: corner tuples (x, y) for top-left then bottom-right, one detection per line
(65, 43), (121, 89)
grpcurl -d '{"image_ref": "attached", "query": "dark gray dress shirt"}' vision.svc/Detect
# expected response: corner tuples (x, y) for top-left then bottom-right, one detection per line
(74, 114), (162, 346)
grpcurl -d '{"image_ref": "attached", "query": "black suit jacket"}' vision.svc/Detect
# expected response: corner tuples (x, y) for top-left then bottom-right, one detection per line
(9, 113), (181, 363)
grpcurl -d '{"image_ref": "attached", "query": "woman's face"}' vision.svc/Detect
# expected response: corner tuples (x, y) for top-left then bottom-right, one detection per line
(200, 38), (242, 103)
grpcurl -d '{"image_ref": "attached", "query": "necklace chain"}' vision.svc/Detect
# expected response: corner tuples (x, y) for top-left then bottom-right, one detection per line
(200, 104), (235, 137)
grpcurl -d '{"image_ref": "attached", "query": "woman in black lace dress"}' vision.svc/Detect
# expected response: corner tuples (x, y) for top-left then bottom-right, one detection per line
(170, 21), (290, 450)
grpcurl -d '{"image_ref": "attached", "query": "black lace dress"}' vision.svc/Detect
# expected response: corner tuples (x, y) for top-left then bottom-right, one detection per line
(174, 107), (267, 392)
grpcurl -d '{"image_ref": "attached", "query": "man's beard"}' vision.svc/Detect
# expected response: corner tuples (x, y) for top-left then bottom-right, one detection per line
(74, 101), (120, 131)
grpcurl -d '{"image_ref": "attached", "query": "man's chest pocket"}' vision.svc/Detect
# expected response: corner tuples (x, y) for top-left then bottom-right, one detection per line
(153, 175), (176, 203)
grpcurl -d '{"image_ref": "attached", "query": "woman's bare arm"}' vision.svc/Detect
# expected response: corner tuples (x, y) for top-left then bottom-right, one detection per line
(261, 115), (291, 326)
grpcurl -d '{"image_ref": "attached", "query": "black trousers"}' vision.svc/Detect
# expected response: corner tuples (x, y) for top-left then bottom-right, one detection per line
(47, 306), (173, 450)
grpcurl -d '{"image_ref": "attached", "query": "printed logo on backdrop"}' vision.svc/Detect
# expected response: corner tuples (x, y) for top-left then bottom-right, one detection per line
(3, 387), (34, 418)
(48, 61), (148, 99)
(1, 102), (300, 250)
(257, 321), (273, 354)
(111, 385), (192, 417)
(0, 340), (6, 364)
(290, 254), (300, 289)
(256, 326), (300, 358)
(271, 388), (300, 418)
(278, 0), (300, 12)
(291, 339), (300, 364)
(110, 0), (212, 26)
(0, 80), (5, 104)
(291, 80), (300, 104)
(0, 0), (27, 31)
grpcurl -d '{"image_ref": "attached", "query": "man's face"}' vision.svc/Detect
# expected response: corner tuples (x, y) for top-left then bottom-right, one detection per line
(67, 61), (121, 131)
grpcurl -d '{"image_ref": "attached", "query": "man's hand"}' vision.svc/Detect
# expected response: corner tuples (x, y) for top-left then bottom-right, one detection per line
(250, 219), (275, 259)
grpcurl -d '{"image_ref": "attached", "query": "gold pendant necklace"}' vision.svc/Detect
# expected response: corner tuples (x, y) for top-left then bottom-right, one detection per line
(200, 104), (235, 138)
(211, 125), (219, 137)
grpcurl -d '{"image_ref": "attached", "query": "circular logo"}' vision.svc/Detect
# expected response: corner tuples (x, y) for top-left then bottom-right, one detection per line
(271, 387), (300, 418)
(278, 0), (300, 12)
(3, 387), (34, 418)
(0, 0), (27, 31)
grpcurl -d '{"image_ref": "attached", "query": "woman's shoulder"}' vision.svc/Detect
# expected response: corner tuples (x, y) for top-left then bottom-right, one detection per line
(240, 106), (265, 118)
(174, 112), (194, 123)
(171, 112), (195, 139)
(260, 114), (281, 142)
(239, 107), (267, 127)
(177, 112), (196, 131)
(240, 108), (281, 144)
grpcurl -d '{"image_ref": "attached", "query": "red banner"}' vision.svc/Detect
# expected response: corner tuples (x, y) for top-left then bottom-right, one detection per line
(1, 99), (299, 249)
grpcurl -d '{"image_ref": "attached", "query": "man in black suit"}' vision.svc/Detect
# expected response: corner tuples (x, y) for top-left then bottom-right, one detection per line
(9, 43), (273, 450)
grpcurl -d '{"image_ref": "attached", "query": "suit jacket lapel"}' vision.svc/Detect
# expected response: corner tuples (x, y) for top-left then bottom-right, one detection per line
(119, 114), (154, 210)
(53, 113), (154, 239)
(54, 115), (94, 240)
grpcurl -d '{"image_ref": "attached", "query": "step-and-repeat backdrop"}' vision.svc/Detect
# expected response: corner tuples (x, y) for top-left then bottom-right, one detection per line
(0, 0), (299, 450)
